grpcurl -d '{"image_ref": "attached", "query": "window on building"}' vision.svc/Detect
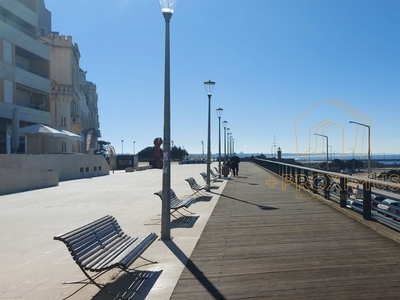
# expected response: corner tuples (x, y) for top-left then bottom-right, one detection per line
(61, 116), (66, 127)
(40, 27), (47, 36)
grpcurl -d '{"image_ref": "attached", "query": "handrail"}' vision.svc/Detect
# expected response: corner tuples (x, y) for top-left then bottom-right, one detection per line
(252, 158), (400, 231)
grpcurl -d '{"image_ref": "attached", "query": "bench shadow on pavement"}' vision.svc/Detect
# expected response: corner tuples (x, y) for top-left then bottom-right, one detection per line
(194, 195), (213, 202)
(91, 270), (162, 300)
(171, 215), (200, 228)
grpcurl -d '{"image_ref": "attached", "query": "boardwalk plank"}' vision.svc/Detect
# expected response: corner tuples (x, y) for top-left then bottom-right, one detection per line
(171, 162), (400, 300)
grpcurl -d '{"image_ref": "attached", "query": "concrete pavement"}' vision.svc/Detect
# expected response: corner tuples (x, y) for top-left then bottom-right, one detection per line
(0, 162), (228, 300)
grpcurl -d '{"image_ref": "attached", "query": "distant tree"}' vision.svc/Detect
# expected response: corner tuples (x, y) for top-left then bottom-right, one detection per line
(137, 146), (162, 161)
(171, 146), (188, 160)
(344, 159), (364, 171)
(331, 159), (346, 170)
(137, 145), (189, 161)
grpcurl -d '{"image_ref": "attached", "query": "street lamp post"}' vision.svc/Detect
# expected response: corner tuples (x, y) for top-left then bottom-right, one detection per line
(223, 121), (227, 165)
(314, 133), (329, 170)
(350, 121), (371, 177)
(204, 80), (215, 191)
(121, 139), (124, 154)
(133, 141), (135, 155)
(230, 134), (233, 157)
(226, 129), (230, 160)
(216, 107), (223, 178)
(159, 0), (177, 240)
(201, 141), (204, 159)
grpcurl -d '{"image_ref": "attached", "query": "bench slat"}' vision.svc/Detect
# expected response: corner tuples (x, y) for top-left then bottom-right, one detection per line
(71, 225), (124, 260)
(154, 189), (195, 211)
(54, 215), (115, 242)
(114, 233), (158, 268)
(84, 236), (136, 271)
(77, 233), (132, 267)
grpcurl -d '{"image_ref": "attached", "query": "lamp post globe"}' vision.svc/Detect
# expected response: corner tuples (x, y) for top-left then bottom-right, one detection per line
(204, 80), (215, 191)
(158, 0), (178, 240)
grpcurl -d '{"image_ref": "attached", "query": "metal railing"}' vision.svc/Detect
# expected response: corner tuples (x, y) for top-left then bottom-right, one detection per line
(16, 100), (49, 112)
(252, 158), (400, 231)
(15, 62), (48, 79)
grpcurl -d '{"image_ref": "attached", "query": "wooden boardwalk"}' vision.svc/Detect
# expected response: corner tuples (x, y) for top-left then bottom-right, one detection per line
(170, 162), (400, 300)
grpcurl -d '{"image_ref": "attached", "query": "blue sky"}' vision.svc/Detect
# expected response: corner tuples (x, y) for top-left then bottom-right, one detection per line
(45, 0), (400, 158)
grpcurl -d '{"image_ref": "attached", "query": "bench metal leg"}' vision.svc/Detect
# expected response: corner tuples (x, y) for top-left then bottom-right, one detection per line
(181, 207), (195, 214)
(63, 266), (154, 300)
(172, 210), (186, 218)
(62, 268), (108, 285)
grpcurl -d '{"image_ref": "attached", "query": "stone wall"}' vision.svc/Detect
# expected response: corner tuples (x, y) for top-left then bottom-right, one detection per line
(0, 154), (109, 195)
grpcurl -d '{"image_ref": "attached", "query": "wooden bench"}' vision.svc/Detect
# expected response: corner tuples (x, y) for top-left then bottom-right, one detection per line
(54, 215), (158, 297)
(154, 189), (196, 217)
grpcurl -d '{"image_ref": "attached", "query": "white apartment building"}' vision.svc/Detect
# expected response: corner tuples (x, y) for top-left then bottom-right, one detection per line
(0, 0), (100, 154)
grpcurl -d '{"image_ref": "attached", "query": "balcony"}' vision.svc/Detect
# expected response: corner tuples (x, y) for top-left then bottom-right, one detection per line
(16, 100), (49, 112)
(15, 62), (48, 79)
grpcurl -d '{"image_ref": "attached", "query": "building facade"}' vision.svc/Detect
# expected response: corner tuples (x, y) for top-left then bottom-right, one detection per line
(0, 0), (100, 154)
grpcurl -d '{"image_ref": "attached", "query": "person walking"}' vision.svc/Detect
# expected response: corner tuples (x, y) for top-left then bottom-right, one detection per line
(230, 153), (240, 177)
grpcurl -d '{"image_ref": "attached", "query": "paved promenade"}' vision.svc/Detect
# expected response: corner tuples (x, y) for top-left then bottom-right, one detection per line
(1, 162), (399, 299)
(0, 162), (227, 300)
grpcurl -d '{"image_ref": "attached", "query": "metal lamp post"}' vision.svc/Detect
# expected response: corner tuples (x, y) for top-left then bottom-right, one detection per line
(204, 80), (215, 191)
(314, 133), (329, 170)
(226, 130), (230, 158)
(223, 121), (227, 165)
(216, 107), (223, 178)
(350, 121), (371, 177)
(133, 141), (135, 155)
(121, 139), (124, 154)
(159, 0), (177, 240)
(201, 141), (204, 159)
